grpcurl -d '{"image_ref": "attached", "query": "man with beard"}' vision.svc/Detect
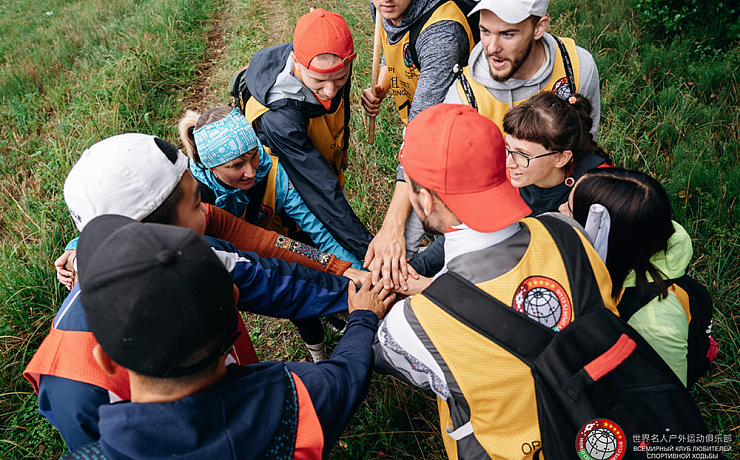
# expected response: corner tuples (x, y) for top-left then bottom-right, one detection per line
(444, 0), (600, 139)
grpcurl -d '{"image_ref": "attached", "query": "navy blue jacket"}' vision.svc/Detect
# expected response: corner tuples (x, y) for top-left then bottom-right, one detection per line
(61, 310), (379, 460)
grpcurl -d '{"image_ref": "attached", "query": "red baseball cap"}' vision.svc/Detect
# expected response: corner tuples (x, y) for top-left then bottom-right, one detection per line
(399, 104), (531, 232)
(293, 8), (356, 74)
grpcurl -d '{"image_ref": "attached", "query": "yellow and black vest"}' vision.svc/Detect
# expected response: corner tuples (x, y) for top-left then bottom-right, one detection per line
(455, 37), (580, 130)
(408, 217), (616, 460)
(245, 92), (348, 189)
(382, 1), (474, 125)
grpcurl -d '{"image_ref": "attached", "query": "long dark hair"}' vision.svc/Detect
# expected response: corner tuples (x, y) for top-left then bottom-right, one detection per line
(502, 92), (611, 169)
(571, 168), (675, 300)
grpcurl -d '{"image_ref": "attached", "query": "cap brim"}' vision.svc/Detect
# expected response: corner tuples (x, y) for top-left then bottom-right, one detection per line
(77, 215), (141, 283)
(438, 180), (531, 233)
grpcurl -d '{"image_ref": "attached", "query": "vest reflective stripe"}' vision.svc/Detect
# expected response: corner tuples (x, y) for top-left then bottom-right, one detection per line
(411, 218), (613, 460)
(245, 97), (347, 189)
(23, 327), (130, 399)
(24, 307), (258, 397)
(456, 36), (581, 129)
(382, 1), (474, 125)
(291, 372), (324, 459)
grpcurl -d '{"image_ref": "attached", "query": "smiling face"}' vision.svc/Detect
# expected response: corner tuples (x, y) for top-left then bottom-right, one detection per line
(211, 148), (260, 191)
(372, 0), (413, 26)
(294, 54), (351, 101)
(505, 135), (572, 188)
(173, 170), (207, 237)
(479, 10), (548, 82)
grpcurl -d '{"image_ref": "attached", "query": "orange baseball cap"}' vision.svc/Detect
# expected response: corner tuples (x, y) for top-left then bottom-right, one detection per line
(293, 8), (356, 74)
(399, 104), (531, 232)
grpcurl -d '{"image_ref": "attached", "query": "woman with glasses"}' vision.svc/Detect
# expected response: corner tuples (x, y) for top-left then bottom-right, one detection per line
(502, 91), (612, 216)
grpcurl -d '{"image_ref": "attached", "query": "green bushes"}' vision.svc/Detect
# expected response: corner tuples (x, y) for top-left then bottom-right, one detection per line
(635, 0), (740, 53)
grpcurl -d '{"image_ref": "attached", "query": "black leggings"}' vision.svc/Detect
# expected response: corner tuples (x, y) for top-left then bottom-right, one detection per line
(291, 317), (324, 345)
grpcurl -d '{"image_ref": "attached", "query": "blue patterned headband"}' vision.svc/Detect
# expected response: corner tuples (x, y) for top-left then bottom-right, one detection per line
(193, 108), (260, 168)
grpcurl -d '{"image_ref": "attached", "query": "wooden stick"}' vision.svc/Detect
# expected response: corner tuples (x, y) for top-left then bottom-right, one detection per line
(368, 14), (383, 145)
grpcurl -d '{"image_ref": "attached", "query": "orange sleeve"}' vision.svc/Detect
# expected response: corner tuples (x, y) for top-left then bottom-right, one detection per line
(204, 204), (351, 275)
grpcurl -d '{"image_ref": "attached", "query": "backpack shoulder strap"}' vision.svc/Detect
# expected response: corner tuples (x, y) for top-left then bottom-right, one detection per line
(617, 284), (660, 322)
(423, 271), (554, 365)
(454, 64), (477, 110)
(552, 36), (577, 99)
(228, 66), (251, 114)
(408, 0), (472, 71)
(535, 215), (607, 316)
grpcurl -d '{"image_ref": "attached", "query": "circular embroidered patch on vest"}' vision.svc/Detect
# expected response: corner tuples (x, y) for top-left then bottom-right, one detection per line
(402, 42), (414, 68)
(552, 77), (572, 100)
(255, 204), (274, 226)
(575, 419), (627, 460)
(512, 276), (572, 331)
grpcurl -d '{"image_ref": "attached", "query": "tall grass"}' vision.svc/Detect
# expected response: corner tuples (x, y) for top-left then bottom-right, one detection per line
(1, 0), (738, 458)
(0, 0), (220, 457)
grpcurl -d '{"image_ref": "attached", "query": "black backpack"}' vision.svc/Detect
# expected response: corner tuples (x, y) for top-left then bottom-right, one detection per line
(406, 0), (480, 71)
(618, 275), (718, 389)
(423, 215), (710, 458)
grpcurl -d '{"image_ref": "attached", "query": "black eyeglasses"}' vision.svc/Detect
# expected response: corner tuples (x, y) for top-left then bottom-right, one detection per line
(505, 147), (560, 168)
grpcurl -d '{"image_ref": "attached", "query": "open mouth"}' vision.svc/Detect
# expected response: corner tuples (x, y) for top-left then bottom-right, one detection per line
(490, 56), (508, 69)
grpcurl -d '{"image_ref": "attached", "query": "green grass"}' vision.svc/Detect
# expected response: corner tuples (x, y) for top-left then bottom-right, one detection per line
(1, 0), (738, 458)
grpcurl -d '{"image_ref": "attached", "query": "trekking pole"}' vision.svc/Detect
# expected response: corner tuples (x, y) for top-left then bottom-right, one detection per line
(368, 14), (382, 145)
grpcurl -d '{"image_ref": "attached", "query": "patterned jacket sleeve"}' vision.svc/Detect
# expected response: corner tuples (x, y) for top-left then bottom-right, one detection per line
(204, 203), (351, 275)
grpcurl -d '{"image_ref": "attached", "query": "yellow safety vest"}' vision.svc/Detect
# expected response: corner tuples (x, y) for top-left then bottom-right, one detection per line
(456, 37), (581, 130)
(245, 96), (348, 189)
(382, 1), (474, 125)
(236, 150), (290, 235)
(409, 217), (616, 460)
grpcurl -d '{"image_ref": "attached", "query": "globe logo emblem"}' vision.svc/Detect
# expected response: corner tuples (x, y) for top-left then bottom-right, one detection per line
(513, 276), (572, 330)
(576, 419), (626, 460)
(584, 428), (618, 459)
(524, 287), (562, 328)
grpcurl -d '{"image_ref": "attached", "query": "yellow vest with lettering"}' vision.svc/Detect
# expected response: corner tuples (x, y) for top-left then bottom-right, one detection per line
(409, 218), (616, 460)
(382, 1), (474, 125)
(456, 37), (580, 130)
(245, 96), (347, 189)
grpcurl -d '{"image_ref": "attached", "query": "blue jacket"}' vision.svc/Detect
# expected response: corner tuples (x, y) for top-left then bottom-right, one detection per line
(192, 149), (363, 269)
(61, 310), (379, 460)
(36, 236), (350, 451)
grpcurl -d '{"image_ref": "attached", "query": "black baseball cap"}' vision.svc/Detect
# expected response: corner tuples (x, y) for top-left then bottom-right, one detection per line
(77, 215), (239, 378)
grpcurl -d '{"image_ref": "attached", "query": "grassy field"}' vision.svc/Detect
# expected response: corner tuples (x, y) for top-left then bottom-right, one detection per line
(0, 0), (738, 458)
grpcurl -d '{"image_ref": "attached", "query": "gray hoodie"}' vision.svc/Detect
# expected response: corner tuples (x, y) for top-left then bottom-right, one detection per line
(444, 33), (600, 138)
(375, 0), (472, 122)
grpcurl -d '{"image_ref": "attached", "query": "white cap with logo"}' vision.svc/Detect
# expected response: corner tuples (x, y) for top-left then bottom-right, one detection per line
(469, 0), (549, 25)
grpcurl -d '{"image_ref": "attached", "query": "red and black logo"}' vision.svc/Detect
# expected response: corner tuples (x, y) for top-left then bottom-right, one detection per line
(552, 77), (573, 100)
(512, 276), (572, 330)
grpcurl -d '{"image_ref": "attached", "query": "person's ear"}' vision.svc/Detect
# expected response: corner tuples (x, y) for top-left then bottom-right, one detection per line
(533, 16), (548, 40)
(418, 188), (436, 217)
(232, 284), (239, 307)
(93, 344), (120, 376)
(556, 149), (573, 168)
